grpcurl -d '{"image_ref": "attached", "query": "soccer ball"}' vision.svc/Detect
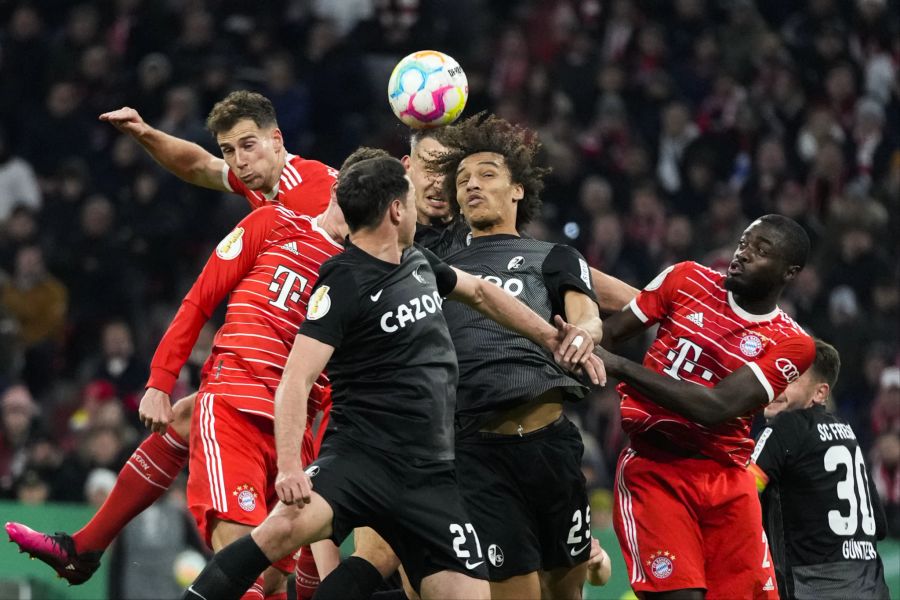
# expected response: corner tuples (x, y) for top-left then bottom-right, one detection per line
(387, 50), (468, 129)
(173, 549), (207, 588)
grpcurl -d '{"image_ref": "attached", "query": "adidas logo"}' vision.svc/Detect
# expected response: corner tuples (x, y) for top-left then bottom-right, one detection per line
(763, 576), (774, 591)
(281, 242), (299, 255)
(686, 312), (704, 327)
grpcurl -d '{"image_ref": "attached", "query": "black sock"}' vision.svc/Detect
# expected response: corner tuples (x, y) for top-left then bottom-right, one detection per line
(181, 535), (272, 600)
(313, 556), (383, 600)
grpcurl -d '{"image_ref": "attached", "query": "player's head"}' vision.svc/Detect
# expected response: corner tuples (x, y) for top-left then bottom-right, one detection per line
(336, 156), (415, 246)
(403, 128), (452, 226)
(425, 112), (548, 233)
(322, 146), (393, 238)
(724, 214), (810, 299)
(206, 91), (283, 193)
(765, 339), (840, 419)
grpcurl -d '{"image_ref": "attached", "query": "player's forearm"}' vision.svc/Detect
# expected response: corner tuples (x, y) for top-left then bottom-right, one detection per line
(599, 348), (730, 426)
(134, 127), (221, 189)
(590, 268), (639, 314)
(147, 300), (208, 394)
(468, 280), (555, 349)
(274, 374), (312, 471)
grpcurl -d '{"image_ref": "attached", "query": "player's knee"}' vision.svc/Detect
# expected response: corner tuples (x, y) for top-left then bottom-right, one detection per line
(261, 566), (288, 595)
(352, 547), (400, 578)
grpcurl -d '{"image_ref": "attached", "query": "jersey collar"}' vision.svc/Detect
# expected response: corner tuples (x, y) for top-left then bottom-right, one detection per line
(727, 291), (780, 322)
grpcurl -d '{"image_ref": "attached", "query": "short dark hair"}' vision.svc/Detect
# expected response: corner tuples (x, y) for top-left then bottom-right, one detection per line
(206, 91), (277, 135)
(758, 214), (811, 268)
(425, 112), (549, 229)
(809, 339), (840, 389)
(336, 156), (409, 231)
(409, 127), (451, 151)
(340, 146), (391, 172)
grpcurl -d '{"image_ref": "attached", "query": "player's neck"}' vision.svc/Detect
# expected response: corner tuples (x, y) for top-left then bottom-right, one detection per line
(351, 227), (404, 264)
(471, 222), (517, 237)
(731, 290), (780, 317)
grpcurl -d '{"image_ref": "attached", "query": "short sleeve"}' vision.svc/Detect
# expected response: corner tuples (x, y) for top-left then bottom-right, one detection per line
(542, 245), (598, 314)
(749, 412), (804, 490)
(747, 334), (816, 403)
(297, 261), (359, 348)
(418, 245), (458, 296)
(628, 262), (689, 325)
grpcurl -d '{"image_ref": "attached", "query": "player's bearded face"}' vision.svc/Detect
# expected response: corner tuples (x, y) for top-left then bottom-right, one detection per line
(455, 152), (523, 231)
(409, 137), (451, 224)
(217, 119), (283, 193)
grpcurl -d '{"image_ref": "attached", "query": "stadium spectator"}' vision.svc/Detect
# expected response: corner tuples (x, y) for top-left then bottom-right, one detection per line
(0, 126), (42, 223)
(0, 384), (40, 499)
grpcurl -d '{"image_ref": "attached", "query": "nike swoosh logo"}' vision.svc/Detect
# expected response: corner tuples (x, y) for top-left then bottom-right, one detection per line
(570, 542), (591, 557)
(465, 560), (484, 569)
(186, 585), (209, 600)
(370, 289), (383, 301)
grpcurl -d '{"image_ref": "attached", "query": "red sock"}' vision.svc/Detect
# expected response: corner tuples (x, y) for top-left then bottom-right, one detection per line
(264, 594), (287, 600)
(295, 546), (320, 600)
(242, 577), (265, 599)
(72, 426), (189, 553)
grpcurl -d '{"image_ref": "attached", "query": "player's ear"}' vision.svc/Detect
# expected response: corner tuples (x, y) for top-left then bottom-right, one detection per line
(783, 264), (801, 284)
(389, 198), (403, 225)
(271, 127), (284, 151)
(512, 182), (524, 203)
(812, 382), (829, 406)
(401, 155), (411, 170)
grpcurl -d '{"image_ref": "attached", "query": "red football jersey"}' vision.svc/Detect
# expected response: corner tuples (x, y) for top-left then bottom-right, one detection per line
(222, 153), (337, 216)
(620, 261), (815, 466)
(148, 205), (342, 419)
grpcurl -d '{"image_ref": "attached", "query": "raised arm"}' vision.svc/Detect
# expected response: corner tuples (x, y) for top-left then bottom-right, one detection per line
(99, 106), (228, 191)
(274, 334), (334, 506)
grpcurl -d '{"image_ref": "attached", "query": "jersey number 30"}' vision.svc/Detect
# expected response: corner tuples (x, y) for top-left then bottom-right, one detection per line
(824, 445), (877, 536)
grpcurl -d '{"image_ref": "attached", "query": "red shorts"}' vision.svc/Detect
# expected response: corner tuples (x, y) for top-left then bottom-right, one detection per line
(188, 392), (296, 572)
(612, 444), (777, 599)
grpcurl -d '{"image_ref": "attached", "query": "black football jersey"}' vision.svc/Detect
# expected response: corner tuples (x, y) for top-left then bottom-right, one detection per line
(415, 218), (471, 258)
(299, 242), (459, 460)
(751, 405), (889, 599)
(442, 234), (596, 436)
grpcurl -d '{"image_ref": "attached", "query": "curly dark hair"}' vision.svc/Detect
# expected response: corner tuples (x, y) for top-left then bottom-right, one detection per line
(424, 113), (549, 229)
(206, 91), (277, 135)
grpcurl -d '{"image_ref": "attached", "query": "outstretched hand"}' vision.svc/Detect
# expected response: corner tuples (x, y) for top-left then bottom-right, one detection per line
(99, 106), (150, 137)
(552, 315), (607, 386)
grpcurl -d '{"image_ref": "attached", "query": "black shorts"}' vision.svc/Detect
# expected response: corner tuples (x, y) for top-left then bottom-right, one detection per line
(455, 415), (591, 580)
(308, 434), (488, 590)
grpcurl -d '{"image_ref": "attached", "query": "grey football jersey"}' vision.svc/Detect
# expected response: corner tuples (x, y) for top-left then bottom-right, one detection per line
(442, 234), (596, 436)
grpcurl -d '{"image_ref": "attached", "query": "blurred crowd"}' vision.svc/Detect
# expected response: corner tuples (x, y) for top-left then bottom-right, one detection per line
(0, 0), (898, 542)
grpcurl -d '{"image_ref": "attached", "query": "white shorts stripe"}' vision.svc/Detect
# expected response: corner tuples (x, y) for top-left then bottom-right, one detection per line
(617, 448), (646, 583)
(200, 393), (228, 512)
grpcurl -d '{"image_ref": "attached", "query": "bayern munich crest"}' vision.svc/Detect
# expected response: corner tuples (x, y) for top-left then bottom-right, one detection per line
(647, 550), (675, 579)
(740, 334), (763, 357)
(234, 484), (258, 512)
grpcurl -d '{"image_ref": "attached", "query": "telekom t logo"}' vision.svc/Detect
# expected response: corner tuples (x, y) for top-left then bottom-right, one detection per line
(268, 265), (309, 311)
(662, 338), (714, 381)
